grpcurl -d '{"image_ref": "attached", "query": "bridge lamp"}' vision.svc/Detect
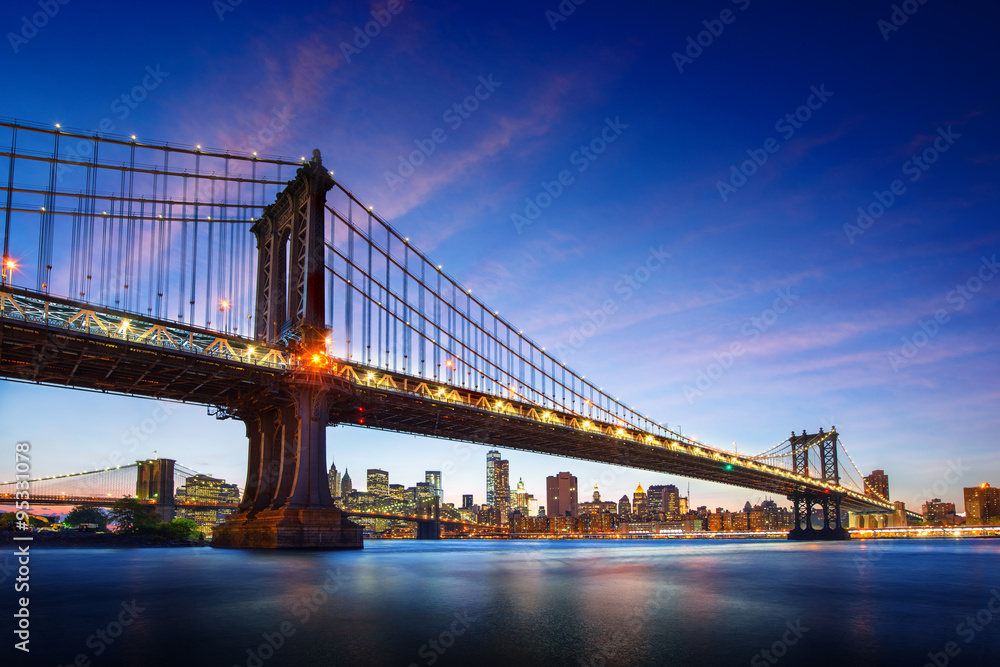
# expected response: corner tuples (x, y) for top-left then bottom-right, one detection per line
(219, 299), (230, 311)
(724, 464), (733, 471)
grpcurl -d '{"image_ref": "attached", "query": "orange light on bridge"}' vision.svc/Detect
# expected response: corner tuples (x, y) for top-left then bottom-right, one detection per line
(445, 359), (453, 367)
(220, 299), (230, 311)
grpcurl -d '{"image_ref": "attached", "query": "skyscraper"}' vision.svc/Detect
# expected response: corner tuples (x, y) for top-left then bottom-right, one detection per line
(367, 469), (389, 497)
(494, 459), (510, 524)
(426, 471), (443, 499)
(618, 494), (631, 518)
(514, 477), (529, 513)
(462, 494), (474, 510)
(664, 484), (680, 516)
(486, 449), (501, 506)
(864, 470), (890, 501)
(546, 472), (578, 518)
(341, 469), (353, 497)
(632, 484), (647, 519)
(328, 460), (341, 499)
(964, 483), (1000, 525)
(646, 484), (666, 518)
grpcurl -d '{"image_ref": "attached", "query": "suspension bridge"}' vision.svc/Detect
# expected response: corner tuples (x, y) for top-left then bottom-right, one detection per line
(0, 117), (911, 547)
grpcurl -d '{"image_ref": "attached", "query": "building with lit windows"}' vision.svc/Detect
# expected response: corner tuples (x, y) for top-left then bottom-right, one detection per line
(425, 471), (442, 499)
(618, 494), (631, 519)
(341, 469), (353, 497)
(486, 449), (501, 506)
(921, 498), (956, 525)
(175, 474), (240, 534)
(864, 470), (890, 502)
(328, 460), (341, 499)
(367, 469), (389, 497)
(632, 484), (647, 520)
(579, 484), (618, 515)
(388, 484), (405, 500)
(494, 460), (510, 524)
(964, 484), (1000, 525)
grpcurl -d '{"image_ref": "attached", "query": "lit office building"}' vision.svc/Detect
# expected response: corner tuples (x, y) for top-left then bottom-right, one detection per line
(367, 469), (389, 497)
(618, 494), (631, 519)
(495, 459), (511, 524)
(388, 484), (405, 500)
(486, 449), (501, 506)
(175, 474), (240, 533)
(426, 471), (442, 499)
(921, 498), (956, 525)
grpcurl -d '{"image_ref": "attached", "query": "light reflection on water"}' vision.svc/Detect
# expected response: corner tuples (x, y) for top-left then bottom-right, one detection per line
(22, 539), (1000, 666)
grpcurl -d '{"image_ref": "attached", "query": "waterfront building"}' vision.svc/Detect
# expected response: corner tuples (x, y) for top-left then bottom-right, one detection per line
(964, 484), (1000, 525)
(367, 469), (389, 497)
(864, 470), (890, 502)
(922, 498), (957, 525)
(546, 472), (578, 517)
(579, 512), (614, 534)
(174, 474), (240, 533)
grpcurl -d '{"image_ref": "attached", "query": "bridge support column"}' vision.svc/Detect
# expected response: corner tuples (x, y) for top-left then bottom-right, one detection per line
(213, 381), (362, 549)
(213, 150), (360, 550)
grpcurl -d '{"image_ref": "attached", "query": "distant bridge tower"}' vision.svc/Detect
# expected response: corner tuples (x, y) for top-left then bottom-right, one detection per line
(136, 458), (176, 522)
(787, 428), (849, 541)
(212, 151), (362, 550)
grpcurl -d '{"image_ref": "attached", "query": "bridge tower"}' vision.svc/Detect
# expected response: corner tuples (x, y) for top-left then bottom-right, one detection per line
(415, 497), (442, 540)
(212, 150), (362, 550)
(136, 458), (176, 522)
(787, 428), (849, 541)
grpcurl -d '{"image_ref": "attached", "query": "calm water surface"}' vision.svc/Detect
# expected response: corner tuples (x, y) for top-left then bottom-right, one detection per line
(12, 539), (1000, 666)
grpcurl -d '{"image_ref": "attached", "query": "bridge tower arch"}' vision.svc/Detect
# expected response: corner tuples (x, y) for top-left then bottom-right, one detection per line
(212, 151), (362, 549)
(787, 428), (850, 541)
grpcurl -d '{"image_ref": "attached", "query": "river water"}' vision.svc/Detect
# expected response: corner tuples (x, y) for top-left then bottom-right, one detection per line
(12, 539), (1000, 666)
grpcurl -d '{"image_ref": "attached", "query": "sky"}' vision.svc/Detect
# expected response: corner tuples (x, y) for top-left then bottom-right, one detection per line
(0, 0), (998, 515)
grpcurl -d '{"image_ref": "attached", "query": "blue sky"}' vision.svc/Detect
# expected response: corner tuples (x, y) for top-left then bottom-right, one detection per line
(1, 0), (998, 513)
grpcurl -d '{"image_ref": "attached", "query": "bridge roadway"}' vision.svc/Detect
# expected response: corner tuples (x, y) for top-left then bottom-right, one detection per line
(0, 286), (899, 515)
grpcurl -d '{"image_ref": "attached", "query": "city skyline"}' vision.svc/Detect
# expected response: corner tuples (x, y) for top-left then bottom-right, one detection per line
(1, 2), (997, 514)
